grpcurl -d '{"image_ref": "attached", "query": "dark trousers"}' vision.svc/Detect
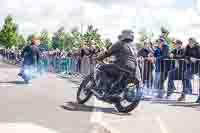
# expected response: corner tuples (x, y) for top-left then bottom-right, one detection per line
(96, 63), (132, 92)
(167, 68), (192, 95)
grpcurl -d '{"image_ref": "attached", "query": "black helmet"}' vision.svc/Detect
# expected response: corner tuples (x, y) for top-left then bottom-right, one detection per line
(119, 29), (134, 41)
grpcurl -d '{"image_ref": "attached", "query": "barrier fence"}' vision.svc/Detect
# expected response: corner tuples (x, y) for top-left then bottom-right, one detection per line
(1, 51), (200, 96)
(138, 58), (200, 96)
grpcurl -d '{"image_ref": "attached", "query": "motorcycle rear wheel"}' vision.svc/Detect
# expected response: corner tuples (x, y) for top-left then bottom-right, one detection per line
(115, 99), (140, 113)
(115, 80), (141, 113)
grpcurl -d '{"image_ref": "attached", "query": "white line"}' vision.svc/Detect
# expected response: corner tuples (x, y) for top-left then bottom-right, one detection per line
(90, 97), (104, 123)
(0, 123), (59, 133)
(156, 116), (169, 133)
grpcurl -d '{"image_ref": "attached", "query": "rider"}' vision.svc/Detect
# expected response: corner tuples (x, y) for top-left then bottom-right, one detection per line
(96, 30), (138, 96)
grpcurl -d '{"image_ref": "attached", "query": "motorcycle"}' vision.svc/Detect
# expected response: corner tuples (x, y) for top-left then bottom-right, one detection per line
(76, 62), (142, 113)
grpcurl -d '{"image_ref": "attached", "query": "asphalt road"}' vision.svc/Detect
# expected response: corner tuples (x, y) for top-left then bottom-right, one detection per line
(0, 61), (200, 133)
(0, 61), (94, 133)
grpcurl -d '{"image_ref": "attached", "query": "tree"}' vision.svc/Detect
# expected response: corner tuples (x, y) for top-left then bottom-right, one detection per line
(40, 29), (51, 50)
(17, 34), (26, 49)
(40, 29), (50, 44)
(0, 15), (18, 48)
(70, 27), (82, 48)
(83, 25), (104, 48)
(64, 32), (74, 50)
(137, 28), (154, 49)
(52, 27), (65, 50)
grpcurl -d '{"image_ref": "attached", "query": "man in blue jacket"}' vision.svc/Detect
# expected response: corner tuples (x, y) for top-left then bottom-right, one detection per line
(153, 38), (170, 98)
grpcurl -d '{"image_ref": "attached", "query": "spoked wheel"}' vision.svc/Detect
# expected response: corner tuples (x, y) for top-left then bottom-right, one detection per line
(115, 81), (142, 113)
(76, 74), (94, 104)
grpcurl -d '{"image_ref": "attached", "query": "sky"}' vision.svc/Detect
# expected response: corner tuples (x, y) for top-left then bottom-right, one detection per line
(0, 0), (200, 43)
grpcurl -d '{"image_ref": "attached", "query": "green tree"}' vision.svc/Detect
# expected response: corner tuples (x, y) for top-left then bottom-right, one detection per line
(83, 25), (104, 48)
(0, 15), (18, 48)
(40, 29), (50, 44)
(70, 27), (82, 48)
(17, 34), (26, 49)
(104, 38), (112, 49)
(52, 27), (65, 50)
(40, 29), (51, 50)
(64, 32), (74, 50)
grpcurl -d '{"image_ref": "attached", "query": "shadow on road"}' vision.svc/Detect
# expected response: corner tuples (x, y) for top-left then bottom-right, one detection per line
(0, 80), (25, 85)
(61, 101), (131, 116)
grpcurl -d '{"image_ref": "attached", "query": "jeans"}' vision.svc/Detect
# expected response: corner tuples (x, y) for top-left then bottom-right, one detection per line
(153, 72), (161, 90)
(167, 68), (192, 95)
(20, 65), (38, 80)
(144, 80), (153, 89)
(154, 71), (168, 95)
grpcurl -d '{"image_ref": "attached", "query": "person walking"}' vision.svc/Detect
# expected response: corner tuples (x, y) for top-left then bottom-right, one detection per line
(19, 35), (41, 83)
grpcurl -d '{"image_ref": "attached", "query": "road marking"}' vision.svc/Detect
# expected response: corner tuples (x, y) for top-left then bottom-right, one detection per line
(156, 116), (169, 133)
(90, 97), (120, 133)
(0, 84), (14, 87)
(90, 97), (104, 124)
(0, 123), (59, 133)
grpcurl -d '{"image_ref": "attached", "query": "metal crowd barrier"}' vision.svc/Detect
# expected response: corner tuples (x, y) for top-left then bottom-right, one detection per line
(138, 57), (200, 96)
(1, 52), (200, 96)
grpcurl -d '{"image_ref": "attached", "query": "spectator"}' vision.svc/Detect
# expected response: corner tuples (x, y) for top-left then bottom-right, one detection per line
(153, 38), (170, 98)
(80, 43), (90, 75)
(166, 40), (185, 99)
(138, 42), (154, 90)
(179, 38), (200, 102)
(19, 35), (41, 83)
(89, 40), (98, 73)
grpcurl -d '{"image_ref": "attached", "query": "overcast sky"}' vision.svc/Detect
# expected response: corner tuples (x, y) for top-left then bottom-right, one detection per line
(0, 0), (200, 42)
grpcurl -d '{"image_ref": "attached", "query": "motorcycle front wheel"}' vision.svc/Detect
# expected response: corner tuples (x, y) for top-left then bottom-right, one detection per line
(76, 74), (94, 104)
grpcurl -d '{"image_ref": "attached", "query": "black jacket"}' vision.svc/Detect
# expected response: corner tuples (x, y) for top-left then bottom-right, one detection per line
(21, 44), (40, 66)
(184, 44), (200, 73)
(171, 48), (185, 69)
(97, 41), (137, 71)
(184, 44), (200, 60)
(137, 48), (154, 81)
(171, 48), (185, 59)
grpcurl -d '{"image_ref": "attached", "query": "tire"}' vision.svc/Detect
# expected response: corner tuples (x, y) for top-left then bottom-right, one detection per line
(114, 79), (141, 113)
(76, 74), (94, 104)
(115, 99), (140, 113)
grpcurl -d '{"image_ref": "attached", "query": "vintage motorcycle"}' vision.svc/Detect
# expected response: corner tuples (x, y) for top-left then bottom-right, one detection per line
(76, 62), (142, 113)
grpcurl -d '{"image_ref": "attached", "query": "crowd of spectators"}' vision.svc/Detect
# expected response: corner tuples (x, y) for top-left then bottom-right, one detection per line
(0, 42), (104, 76)
(138, 37), (200, 102)
(1, 36), (200, 102)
